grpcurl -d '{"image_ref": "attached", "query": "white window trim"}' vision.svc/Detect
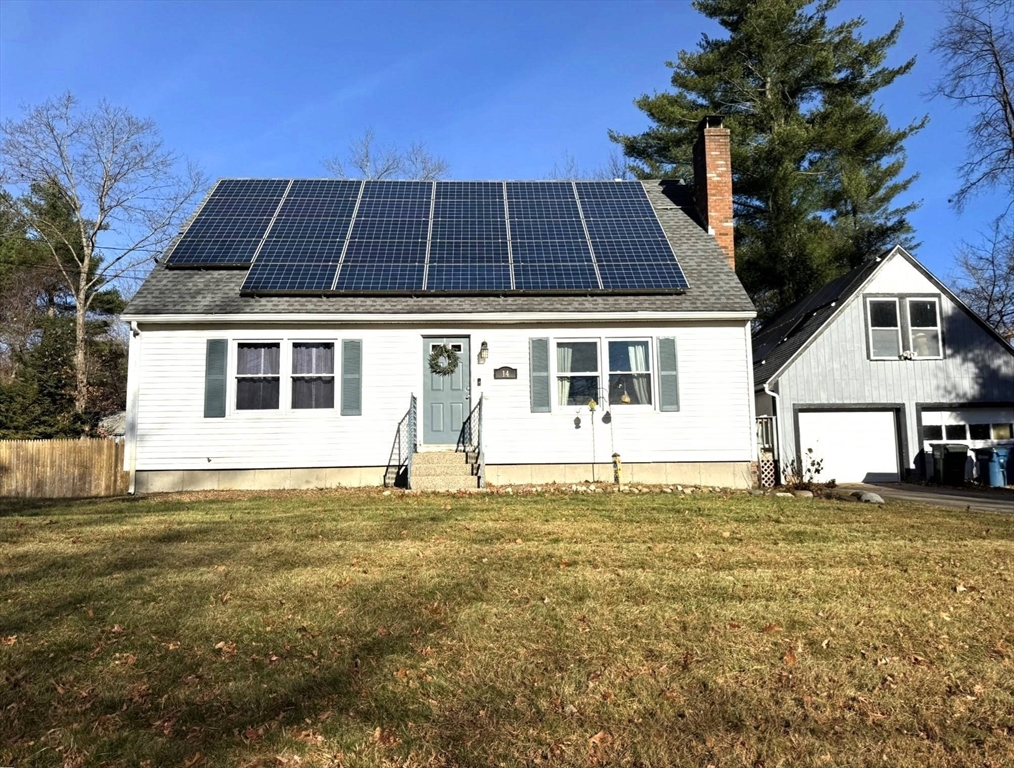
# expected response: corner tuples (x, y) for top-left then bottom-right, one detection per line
(550, 337), (660, 411)
(290, 340), (337, 411)
(866, 297), (903, 360)
(233, 339), (284, 415)
(552, 338), (602, 411)
(605, 336), (655, 409)
(905, 296), (944, 360)
(228, 338), (346, 418)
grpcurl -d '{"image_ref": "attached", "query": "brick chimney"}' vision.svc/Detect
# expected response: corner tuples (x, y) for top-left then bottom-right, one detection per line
(693, 115), (734, 269)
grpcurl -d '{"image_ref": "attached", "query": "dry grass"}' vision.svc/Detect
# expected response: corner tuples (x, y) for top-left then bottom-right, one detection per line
(1, 488), (1013, 767)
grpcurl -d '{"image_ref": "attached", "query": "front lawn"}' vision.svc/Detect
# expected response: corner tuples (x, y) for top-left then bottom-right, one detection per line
(1, 490), (1012, 767)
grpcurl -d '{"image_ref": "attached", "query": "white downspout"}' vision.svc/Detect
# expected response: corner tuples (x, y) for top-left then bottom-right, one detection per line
(126, 321), (141, 494)
(763, 379), (782, 484)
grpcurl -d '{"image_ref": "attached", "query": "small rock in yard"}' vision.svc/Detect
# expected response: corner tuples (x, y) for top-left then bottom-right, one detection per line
(858, 492), (885, 504)
(775, 492), (794, 498)
(750, 489), (764, 496)
(793, 490), (814, 498)
(382, 490), (391, 496)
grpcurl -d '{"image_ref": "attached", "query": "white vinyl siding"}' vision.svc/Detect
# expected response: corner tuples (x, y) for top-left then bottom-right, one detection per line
(130, 320), (755, 471)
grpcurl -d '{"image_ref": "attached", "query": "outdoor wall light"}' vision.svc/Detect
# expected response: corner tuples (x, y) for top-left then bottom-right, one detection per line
(478, 340), (489, 364)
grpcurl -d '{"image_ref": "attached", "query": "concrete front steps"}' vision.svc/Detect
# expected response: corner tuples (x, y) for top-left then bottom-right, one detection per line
(411, 450), (480, 491)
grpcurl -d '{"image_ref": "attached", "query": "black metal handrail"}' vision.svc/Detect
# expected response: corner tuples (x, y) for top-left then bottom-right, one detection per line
(456, 394), (484, 488)
(384, 394), (417, 488)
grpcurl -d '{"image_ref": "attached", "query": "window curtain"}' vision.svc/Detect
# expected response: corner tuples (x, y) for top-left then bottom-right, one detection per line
(627, 342), (650, 405)
(237, 344), (280, 375)
(557, 344), (573, 405)
(292, 343), (334, 375)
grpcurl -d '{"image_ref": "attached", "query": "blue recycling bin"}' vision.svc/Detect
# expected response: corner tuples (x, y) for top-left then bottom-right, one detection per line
(991, 447), (1010, 488)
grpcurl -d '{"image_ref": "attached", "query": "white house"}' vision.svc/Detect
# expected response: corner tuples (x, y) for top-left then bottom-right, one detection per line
(122, 119), (758, 492)
(753, 246), (1014, 485)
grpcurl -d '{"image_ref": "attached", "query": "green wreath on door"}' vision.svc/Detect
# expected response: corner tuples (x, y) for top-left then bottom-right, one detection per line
(429, 343), (460, 376)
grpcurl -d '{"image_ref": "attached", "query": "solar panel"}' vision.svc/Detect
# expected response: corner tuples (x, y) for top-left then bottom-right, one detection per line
(165, 179), (288, 267)
(360, 181), (432, 199)
(287, 179), (361, 198)
(349, 218), (429, 241)
(427, 263), (512, 291)
(436, 181), (503, 200)
(266, 217), (353, 241)
(514, 262), (600, 291)
(429, 240), (509, 262)
(335, 261), (424, 291)
(183, 177), (690, 294)
(166, 238), (263, 267)
(242, 261), (339, 292)
(214, 179), (290, 196)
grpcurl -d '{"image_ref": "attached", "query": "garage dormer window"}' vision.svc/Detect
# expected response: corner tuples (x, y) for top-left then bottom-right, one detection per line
(867, 298), (901, 359)
(907, 298), (942, 359)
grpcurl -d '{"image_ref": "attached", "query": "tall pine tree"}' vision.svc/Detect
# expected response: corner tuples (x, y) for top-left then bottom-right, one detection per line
(610, 0), (926, 319)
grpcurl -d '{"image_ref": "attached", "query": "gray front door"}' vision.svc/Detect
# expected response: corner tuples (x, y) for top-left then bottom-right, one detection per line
(423, 336), (470, 445)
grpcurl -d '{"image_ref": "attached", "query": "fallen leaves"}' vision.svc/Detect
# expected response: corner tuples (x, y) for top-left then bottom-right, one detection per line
(762, 624), (783, 634)
(2, 635), (16, 646)
(215, 641), (237, 660)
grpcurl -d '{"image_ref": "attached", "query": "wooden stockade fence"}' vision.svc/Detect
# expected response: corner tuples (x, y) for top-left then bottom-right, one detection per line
(0, 439), (129, 498)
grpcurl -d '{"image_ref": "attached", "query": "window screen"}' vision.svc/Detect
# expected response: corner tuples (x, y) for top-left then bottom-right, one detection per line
(292, 342), (334, 409)
(908, 299), (941, 358)
(556, 341), (599, 406)
(236, 343), (280, 410)
(868, 299), (901, 359)
(608, 341), (652, 405)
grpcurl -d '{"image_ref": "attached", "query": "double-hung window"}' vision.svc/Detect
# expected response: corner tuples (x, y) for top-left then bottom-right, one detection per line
(867, 299), (902, 359)
(292, 342), (335, 409)
(556, 341), (599, 406)
(236, 343), (280, 410)
(608, 340), (652, 405)
(907, 298), (942, 358)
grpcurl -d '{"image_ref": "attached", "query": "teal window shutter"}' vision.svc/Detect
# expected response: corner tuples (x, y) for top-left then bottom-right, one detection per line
(204, 339), (228, 418)
(529, 337), (551, 413)
(341, 339), (362, 416)
(657, 337), (680, 412)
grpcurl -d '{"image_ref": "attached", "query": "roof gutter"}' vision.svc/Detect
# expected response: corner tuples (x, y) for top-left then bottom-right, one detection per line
(121, 310), (757, 325)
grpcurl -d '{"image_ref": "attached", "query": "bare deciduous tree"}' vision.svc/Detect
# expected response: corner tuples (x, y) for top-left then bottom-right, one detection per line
(547, 150), (632, 181)
(0, 93), (205, 413)
(323, 128), (449, 180)
(931, 0), (1014, 210)
(954, 215), (1014, 340)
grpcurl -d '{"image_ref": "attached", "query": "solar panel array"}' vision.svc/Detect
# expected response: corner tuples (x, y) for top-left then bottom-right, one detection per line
(165, 179), (689, 293)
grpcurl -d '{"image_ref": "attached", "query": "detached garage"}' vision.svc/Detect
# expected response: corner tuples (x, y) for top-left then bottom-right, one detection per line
(753, 246), (1014, 486)
(797, 409), (902, 483)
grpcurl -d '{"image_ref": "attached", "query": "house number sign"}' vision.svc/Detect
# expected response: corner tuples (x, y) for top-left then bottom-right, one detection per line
(494, 366), (518, 380)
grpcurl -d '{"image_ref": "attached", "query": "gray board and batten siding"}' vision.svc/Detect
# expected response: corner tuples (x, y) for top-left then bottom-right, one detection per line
(762, 248), (1014, 475)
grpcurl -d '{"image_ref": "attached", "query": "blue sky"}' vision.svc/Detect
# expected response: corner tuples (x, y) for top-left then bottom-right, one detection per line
(0, 0), (1006, 284)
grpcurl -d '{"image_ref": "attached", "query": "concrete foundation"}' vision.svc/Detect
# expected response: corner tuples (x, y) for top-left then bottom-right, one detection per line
(136, 461), (753, 493)
(135, 467), (385, 493)
(484, 461), (753, 489)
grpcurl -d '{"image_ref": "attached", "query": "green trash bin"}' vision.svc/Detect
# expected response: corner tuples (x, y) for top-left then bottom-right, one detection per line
(932, 444), (969, 485)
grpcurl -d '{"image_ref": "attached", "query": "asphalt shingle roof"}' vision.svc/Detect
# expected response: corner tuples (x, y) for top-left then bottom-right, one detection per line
(752, 258), (881, 388)
(125, 180), (754, 317)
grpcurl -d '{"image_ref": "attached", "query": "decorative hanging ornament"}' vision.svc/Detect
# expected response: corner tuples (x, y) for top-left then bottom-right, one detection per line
(428, 343), (460, 376)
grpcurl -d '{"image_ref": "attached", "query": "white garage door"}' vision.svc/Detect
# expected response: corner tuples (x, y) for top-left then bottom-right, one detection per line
(797, 410), (900, 483)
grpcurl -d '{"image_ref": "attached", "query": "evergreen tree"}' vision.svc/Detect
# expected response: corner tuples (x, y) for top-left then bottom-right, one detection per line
(610, 0), (926, 318)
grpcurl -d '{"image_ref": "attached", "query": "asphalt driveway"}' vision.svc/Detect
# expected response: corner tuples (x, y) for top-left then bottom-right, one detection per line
(842, 482), (1014, 514)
